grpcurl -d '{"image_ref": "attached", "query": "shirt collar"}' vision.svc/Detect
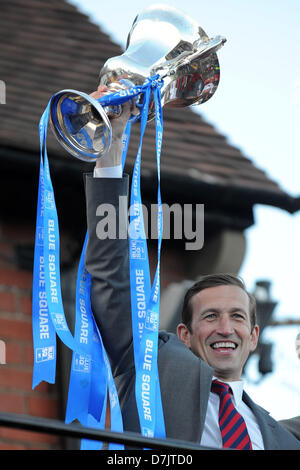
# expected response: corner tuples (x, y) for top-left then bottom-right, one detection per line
(212, 376), (244, 407)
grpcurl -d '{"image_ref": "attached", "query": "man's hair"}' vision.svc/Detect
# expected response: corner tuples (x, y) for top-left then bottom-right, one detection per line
(181, 273), (257, 332)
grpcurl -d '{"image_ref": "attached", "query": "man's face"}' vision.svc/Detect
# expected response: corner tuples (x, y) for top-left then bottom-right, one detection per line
(177, 285), (259, 381)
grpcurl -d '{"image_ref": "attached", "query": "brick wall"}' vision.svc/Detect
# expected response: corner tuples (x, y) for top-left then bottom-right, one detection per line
(0, 220), (187, 450)
(0, 223), (62, 450)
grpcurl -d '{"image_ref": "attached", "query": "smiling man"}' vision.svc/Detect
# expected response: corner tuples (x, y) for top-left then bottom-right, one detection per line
(177, 275), (259, 382)
(84, 86), (300, 450)
(176, 275), (265, 448)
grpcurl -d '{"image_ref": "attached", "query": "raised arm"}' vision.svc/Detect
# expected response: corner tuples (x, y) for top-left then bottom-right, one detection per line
(84, 86), (134, 377)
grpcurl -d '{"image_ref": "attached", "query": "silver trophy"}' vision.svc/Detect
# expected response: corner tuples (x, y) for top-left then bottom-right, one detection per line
(49, 4), (226, 162)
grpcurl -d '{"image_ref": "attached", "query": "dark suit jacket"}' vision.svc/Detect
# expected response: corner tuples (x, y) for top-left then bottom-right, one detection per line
(279, 416), (300, 441)
(84, 173), (300, 450)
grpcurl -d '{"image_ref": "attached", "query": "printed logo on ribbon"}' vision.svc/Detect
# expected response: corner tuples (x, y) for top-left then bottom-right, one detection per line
(36, 226), (44, 247)
(72, 353), (91, 374)
(52, 313), (68, 331)
(131, 240), (146, 260)
(44, 190), (55, 210)
(142, 427), (154, 438)
(145, 310), (159, 332)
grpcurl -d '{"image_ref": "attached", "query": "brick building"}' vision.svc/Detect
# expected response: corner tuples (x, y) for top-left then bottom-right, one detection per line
(0, 0), (299, 449)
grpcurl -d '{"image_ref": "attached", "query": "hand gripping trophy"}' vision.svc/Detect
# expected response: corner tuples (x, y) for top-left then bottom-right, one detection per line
(49, 3), (226, 162)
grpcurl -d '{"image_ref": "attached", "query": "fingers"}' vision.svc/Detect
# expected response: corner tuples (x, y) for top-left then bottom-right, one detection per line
(89, 82), (139, 127)
(90, 82), (124, 99)
(89, 85), (108, 100)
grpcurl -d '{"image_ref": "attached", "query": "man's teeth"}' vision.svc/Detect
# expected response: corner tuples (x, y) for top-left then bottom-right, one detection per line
(211, 342), (237, 349)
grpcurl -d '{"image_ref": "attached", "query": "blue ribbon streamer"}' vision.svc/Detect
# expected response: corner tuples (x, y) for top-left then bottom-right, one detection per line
(128, 80), (166, 440)
(34, 103), (124, 450)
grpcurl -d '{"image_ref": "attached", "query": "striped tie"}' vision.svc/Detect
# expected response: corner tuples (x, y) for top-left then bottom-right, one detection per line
(211, 379), (252, 450)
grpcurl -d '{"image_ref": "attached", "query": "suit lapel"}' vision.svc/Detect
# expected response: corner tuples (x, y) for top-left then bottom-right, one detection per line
(243, 391), (279, 450)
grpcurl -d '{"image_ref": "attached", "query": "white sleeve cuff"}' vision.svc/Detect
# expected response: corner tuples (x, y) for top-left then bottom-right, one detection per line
(93, 164), (122, 178)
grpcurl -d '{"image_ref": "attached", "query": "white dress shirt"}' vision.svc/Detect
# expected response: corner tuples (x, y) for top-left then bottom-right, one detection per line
(200, 377), (264, 450)
(93, 164), (122, 178)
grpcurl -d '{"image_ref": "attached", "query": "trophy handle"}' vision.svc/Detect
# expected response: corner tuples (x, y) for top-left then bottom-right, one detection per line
(49, 89), (113, 162)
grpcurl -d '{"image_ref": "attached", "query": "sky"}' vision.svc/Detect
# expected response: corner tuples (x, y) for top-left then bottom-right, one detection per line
(67, 0), (300, 420)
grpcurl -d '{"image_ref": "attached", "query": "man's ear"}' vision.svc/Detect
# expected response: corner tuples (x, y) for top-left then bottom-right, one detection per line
(177, 323), (192, 348)
(250, 324), (260, 353)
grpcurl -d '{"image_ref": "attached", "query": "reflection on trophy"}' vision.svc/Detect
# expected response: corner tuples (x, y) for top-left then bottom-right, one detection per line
(49, 4), (226, 161)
